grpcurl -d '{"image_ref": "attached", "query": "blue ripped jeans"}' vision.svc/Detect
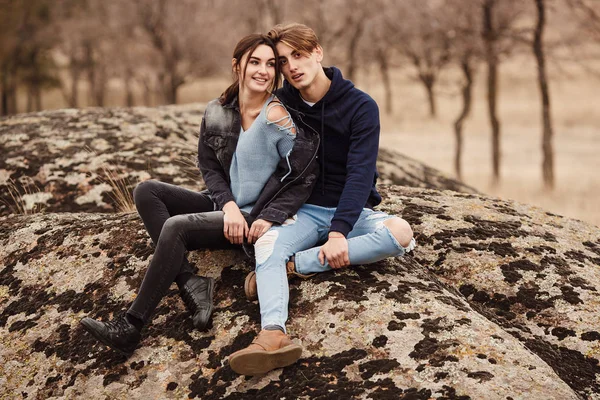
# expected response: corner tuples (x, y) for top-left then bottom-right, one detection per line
(254, 204), (416, 332)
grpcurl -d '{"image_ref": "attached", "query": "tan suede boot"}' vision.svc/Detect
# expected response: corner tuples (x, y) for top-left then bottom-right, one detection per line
(229, 330), (302, 375)
(244, 256), (315, 301)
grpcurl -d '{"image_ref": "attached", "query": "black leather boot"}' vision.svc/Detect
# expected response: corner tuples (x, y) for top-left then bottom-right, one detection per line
(179, 276), (215, 330)
(80, 314), (141, 355)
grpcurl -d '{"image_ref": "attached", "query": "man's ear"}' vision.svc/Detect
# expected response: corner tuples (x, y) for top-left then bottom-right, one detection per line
(314, 45), (324, 63)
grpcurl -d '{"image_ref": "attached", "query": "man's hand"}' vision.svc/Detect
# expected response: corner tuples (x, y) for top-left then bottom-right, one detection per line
(223, 201), (248, 245)
(247, 219), (273, 243)
(318, 232), (350, 269)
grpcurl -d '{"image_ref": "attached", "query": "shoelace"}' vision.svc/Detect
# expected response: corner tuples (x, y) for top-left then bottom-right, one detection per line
(104, 316), (132, 335)
(181, 281), (207, 310)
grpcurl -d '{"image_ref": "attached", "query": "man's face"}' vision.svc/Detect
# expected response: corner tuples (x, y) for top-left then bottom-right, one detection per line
(276, 42), (323, 91)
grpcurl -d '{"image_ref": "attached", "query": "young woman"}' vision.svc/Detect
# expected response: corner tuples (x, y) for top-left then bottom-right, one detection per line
(80, 34), (319, 360)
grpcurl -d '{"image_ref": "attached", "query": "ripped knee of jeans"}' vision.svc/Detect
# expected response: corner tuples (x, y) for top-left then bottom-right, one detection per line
(383, 217), (414, 249)
(255, 230), (279, 265)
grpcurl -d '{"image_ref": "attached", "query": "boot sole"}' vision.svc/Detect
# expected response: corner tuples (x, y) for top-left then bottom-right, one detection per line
(80, 318), (136, 355)
(244, 271), (257, 301)
(229, 344), (302, 375)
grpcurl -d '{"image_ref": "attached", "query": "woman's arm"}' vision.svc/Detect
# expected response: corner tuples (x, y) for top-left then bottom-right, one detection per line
(198, 114), (248, 244)
(197, 116), (235, 210)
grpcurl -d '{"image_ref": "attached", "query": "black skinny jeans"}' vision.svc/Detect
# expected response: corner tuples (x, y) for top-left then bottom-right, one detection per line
(127, 180), (252, 324)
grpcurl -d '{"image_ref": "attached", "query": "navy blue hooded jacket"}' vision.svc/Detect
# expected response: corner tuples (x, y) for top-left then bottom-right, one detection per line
(276, 66), (382, 237)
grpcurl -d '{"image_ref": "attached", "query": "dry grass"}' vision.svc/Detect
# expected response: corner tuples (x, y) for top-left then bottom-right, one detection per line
(29, 56), (600, 227)
(1, 178), (46, 215)
(99, 164), (136, 213)
(83, 147), (136, 213)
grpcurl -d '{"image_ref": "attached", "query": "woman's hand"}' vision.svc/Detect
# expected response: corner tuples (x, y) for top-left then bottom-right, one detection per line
(247, 219), (273, 243)
(223, 201), (248, 244)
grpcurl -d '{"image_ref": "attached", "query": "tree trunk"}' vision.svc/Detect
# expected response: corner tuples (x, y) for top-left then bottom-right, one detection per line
(376, 48), (393, 114)
(419, 73), (437, 118)
(34, 85), (42, 111)
(453, 57), (475, 180)
(64, 64), (80, 108)
(94, 64), (106, 107)
(483, 0), (501, 185)
(533, 0), (555, 190)
(142, 76), (153, 106)
(164, 56), (182, 104)
(70, 68), (80, 108)
(27, 86), (34, 112)
(85, 43), (96, 106)
(8, 74), (17, 114)
(124, 67), (135, 107)
(1, 66), (7, 116)
(169, 81), (177, 105)
(346, 21), (365, 82)
(0, 83), (6, 116)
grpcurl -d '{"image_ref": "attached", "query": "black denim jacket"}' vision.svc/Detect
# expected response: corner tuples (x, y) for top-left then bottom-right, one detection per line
(197, 97), (319, 224)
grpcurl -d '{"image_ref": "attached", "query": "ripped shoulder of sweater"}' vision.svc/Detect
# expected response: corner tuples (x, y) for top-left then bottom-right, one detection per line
(266, 101), (296, 135)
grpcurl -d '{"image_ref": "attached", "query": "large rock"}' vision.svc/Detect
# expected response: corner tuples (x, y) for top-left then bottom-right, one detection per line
(377, 185), (600, 398)
(1, 186), (599, 399)
(1, 106), (596, 399)
(0, 210), (581, 399)
(0, 106), (475, 216)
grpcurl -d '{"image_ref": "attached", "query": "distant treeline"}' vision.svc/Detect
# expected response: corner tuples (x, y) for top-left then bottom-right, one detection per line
(1, 0), (599, 188)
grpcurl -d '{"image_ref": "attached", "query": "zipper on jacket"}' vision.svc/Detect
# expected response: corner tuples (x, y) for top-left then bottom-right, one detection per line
(260, 108), (320, 211)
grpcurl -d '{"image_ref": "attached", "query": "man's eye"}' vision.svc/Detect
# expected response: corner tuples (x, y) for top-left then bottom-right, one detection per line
(279, 59), (287, 65)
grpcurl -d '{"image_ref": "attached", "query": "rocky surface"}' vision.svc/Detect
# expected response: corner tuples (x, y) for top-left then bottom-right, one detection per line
(0, 207), (585, 400)
(0, 105), (475, 216)
(1, 106), (598, 399)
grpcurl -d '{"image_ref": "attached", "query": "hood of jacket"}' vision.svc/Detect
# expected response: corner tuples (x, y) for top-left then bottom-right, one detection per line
(277, 66), (353, 113)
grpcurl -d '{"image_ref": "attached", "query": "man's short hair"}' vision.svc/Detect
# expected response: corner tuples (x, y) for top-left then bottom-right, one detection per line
(267, 23), (320, 56)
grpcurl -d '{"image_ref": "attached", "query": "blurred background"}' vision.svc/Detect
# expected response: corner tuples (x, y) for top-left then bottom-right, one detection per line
(1, 0), (599, 226)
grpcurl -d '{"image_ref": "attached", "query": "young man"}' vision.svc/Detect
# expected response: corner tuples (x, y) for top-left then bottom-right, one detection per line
(228, 23), (415, 376)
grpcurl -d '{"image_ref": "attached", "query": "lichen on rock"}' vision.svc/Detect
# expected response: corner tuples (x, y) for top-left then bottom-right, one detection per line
(1, 106), (598, 399)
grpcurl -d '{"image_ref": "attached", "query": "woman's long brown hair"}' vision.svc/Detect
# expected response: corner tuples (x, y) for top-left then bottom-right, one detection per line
(220, 34), (280, 105)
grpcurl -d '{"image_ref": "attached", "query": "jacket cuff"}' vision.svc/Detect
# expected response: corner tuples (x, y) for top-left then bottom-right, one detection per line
(330, 220), (352, 238)
(213, 192), (235, 210)
(257, 208), (288, 225)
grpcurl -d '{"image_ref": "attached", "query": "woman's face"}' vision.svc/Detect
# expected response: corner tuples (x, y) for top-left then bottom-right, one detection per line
(237, 44), (276, 95)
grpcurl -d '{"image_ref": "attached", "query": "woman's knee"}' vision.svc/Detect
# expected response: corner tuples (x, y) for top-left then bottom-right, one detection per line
(383, 217), (413, 248)
(133, 179), (160, 206)
(159, 215), (188, 244)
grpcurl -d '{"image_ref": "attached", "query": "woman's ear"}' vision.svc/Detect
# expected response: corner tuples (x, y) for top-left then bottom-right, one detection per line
(232, 58), (239, 73)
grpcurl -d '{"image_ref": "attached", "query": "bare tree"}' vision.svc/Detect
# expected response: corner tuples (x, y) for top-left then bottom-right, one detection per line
(135, 0), (229, 105)
(444, 1), (483, 179)
(482, 0), (502, 185)
(480, 0), (527, 185)
(387, 0), (452, 118)
(0, 0), (59, 115)
(533, 0), (555, 189)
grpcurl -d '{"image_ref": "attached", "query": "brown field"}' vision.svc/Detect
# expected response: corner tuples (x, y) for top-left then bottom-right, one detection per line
(22, 56), (600, 227)
(368, 57), (600, 228)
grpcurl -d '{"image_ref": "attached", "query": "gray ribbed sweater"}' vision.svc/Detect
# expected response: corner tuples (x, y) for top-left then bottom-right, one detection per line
(229, 96), (296, 212)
